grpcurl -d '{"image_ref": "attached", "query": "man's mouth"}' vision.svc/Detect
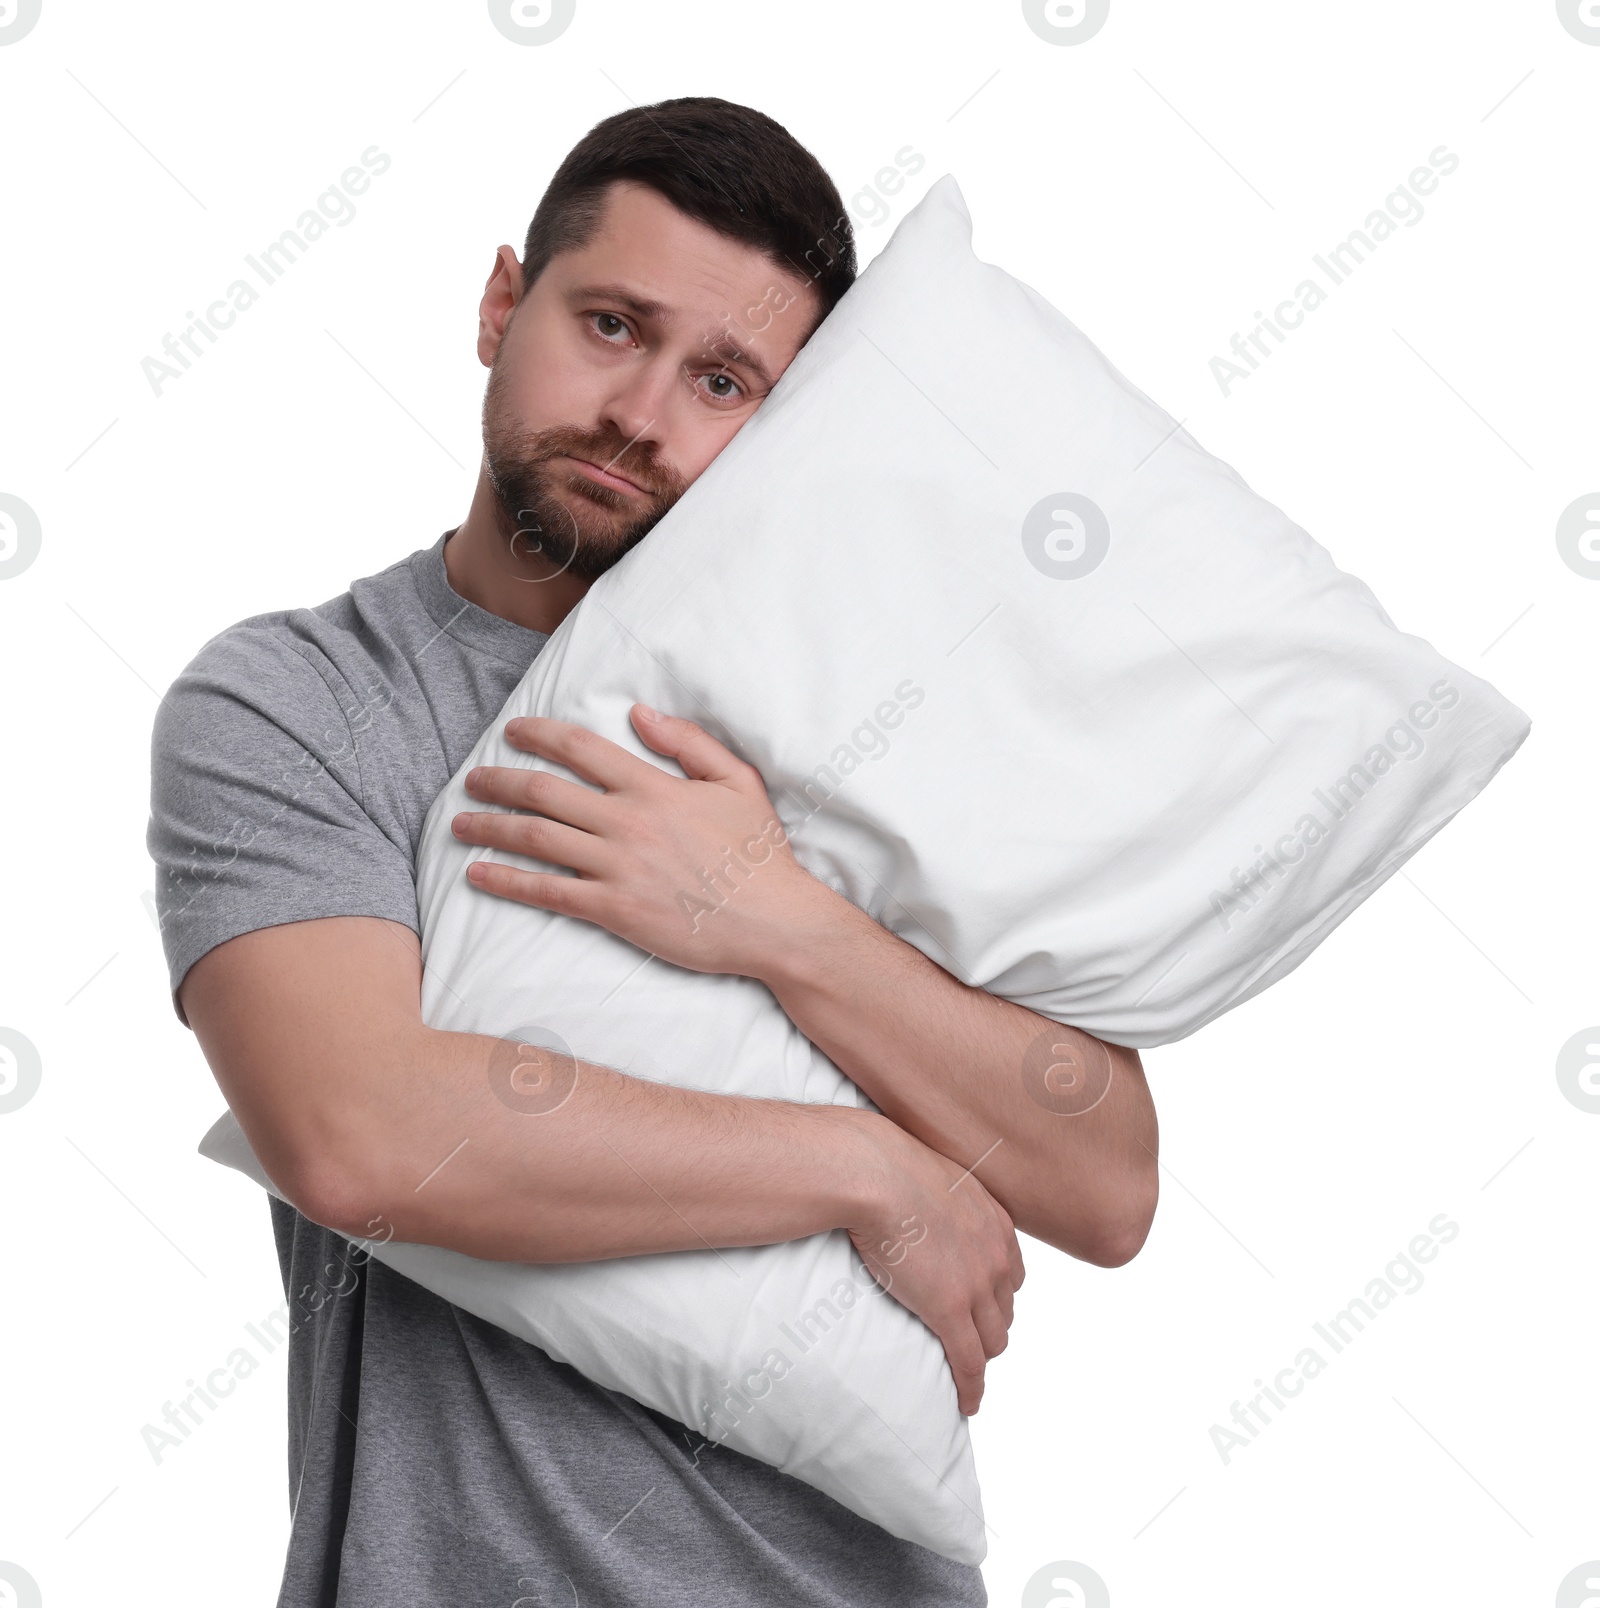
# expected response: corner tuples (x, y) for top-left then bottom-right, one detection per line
(563, 454), (649, 496)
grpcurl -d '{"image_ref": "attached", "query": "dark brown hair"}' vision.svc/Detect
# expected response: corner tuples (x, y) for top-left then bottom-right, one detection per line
(522, 97), (856, 328)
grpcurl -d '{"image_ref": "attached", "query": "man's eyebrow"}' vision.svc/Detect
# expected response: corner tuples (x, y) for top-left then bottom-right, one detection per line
(568, 280), (778, 390)
(566, 282), (672, 323)
(700, 331), (775, 390)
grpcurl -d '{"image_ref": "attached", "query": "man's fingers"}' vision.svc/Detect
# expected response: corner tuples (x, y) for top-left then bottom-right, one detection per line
(503, 715), (655, 792)
(452, 810), (608, 878)
(463, 762), (611, 833)
(953, 1363), (985, 1417)
(631, 704), (764, 792)
(972, 1295), (1012, 1364)
(992, 1272), (1016, 1331)
(938, 1319), (989, 1416)
(463, 860), (605, 923)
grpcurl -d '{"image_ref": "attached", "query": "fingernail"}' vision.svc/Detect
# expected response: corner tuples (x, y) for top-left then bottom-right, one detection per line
(452, 813), (469, 834)
(466, 768), (481, 786)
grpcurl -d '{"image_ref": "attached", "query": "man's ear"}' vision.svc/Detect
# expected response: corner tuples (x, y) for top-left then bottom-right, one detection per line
(477, 245), (527, 368)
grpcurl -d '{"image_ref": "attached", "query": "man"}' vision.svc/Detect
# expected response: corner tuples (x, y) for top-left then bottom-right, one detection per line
(150, 97), (1159, 1607)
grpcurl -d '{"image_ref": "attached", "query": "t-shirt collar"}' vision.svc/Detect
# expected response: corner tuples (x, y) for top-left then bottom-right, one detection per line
(410, 528), (550, 664)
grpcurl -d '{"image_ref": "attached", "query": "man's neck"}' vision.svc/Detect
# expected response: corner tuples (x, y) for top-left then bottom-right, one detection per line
(443, 467), (592, 637)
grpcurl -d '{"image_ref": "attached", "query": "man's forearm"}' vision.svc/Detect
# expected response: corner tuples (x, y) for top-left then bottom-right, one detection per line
(753, 885), (1159, 1265)
(186, 917), (1027, 1409)
(185, 918), (896, 1266)
(323, 1025), (891, 1263)
(449, 707), (1160, 1267)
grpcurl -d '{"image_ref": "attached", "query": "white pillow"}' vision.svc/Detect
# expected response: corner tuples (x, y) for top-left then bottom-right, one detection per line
(200, 173), (1528, 1566)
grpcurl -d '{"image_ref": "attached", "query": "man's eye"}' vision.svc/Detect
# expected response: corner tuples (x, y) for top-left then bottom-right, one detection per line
(591, 313), (630, 341)
(698, 370), (741, 402)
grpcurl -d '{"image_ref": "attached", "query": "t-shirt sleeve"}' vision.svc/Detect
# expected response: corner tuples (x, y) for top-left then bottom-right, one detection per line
(147, 624), (422, 1024)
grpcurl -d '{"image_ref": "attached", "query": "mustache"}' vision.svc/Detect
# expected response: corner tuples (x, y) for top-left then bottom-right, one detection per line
(518, 424), (683, 499)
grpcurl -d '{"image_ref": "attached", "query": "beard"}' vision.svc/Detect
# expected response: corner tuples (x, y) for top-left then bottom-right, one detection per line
(481, 360), (689, 583)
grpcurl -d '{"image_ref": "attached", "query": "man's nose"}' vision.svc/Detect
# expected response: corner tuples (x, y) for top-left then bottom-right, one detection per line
(598, 357), (676, 458)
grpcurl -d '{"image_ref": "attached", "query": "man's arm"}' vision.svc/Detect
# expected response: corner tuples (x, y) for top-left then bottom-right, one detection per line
(753, 896), (1158, 1267)
(453, 706), (1159, 1266)
(182, 913), (1024, 1412)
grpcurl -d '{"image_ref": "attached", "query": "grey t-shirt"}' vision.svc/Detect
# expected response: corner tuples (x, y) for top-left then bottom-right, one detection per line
(148, 531), (986, 1608)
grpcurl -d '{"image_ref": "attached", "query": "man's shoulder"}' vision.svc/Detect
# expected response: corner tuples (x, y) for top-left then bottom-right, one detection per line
(176, 544), (427, 689)
(157, 542), (440, 746)
(147, 546), (447, 998)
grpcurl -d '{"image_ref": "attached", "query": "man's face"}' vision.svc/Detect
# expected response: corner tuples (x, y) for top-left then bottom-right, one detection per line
(481, 181), (822, 581)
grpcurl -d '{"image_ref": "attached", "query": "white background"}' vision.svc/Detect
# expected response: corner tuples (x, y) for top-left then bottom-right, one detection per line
(1, 2), (1596, 1604)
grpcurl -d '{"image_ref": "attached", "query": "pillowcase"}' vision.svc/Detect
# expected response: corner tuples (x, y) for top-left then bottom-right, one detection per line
(200, 173), (1529, 1566)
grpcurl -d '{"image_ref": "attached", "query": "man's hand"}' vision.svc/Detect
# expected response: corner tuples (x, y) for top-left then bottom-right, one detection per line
(851, 1123), (1026, 1416)
(453, 702), (1160, 1268)
(182, 915), (1020, 1409)
(451, 705), (826, 977)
